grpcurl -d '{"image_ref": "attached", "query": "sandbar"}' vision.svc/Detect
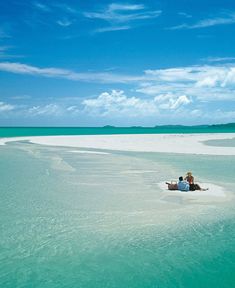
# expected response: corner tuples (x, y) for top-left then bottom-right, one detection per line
(1, 133), (235, 155)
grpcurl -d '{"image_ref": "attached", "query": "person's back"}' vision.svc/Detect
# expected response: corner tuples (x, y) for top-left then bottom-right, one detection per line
(177, 176), (190, 191)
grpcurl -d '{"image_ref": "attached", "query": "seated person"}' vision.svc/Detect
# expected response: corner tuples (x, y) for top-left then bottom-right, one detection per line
(177, 176), (190, 191)
(184, 172), (208, 191)
(184, 171), (195, 191)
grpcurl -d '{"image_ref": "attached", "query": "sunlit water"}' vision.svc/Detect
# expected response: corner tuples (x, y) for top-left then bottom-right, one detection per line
(0, 141), (235, 288)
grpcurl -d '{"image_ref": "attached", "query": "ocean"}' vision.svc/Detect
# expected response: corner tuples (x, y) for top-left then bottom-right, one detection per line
(0, 127), (235, 287)
(0, 123), (235, 138)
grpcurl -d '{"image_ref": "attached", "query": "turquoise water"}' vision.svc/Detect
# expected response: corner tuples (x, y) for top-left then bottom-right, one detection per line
(0, 140), (235, 288)
(0, 123), (235, 138)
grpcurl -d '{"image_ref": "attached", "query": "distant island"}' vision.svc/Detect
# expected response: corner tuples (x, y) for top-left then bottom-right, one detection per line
(103, 123), (235, 129)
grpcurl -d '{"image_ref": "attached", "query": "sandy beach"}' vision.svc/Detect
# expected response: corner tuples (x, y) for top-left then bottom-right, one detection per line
(1, 133), (235, 155)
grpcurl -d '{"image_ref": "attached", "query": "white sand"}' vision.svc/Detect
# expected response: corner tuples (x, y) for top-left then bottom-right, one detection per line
(0, 133), (235, 155)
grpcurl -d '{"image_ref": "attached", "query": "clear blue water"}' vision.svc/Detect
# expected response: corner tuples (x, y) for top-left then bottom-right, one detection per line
(0, 139), (235, 288)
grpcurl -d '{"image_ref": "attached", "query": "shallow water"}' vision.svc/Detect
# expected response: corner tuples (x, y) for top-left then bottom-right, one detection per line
(0, 141), (235, 288)
(204, 137), (235, 147)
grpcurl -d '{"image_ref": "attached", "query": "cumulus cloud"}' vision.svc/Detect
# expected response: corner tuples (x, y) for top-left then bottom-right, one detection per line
(139, 65), (235, 102)
(195, 76), (219, 88)
(154, 93), (191, 110)
(82, 90), (191, 117)
(170, 95), (191, 109)
(83, 90), (159, 117)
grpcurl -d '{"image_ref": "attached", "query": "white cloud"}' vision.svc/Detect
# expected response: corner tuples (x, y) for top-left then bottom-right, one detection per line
(178, 12), (192, 18)
(190, 109), (203, 117)
(109, 3), (145, 12)
(82, 90), (191, 117)
(94, 25), (131, 33)
(139, 65), (235, 102)
(154, 93), (191, 110)
(84, 3), (161, 33)
(168, 11), (235, 30)
(33, 2), (50, 12)
(195, 76), (219, 88)
(169, 95), (191, 109)
(0, 62), (140, 83)
(215, 109), (235, 119)
(0, 102), (15, 112)
(0, 46), (22, 59)
(28, 104), (62, 116)
(66, 105), (80, 114)
(202, 57), (235, 63)
(191, 109), (235, 123)
(145, 67), (198, 82)
(0, 102), (79, 117)
(192, 13), (235, 28)
(56, 19), (73, 27)
(1, 62), (235, 104)
(11, 95), (31, 100)
(84, 3), (161, 23)
(83, 90), (159, 117)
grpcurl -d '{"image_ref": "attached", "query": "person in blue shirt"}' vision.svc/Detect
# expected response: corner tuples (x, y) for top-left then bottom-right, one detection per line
(177, 176), (190, 191)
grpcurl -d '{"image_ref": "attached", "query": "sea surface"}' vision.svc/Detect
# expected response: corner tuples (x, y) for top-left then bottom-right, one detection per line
(0, 123), (235, 138)
(0, 128), (235, 288)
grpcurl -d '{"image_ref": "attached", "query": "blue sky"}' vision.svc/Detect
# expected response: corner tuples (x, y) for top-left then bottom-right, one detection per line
(0, 0), (235, 126)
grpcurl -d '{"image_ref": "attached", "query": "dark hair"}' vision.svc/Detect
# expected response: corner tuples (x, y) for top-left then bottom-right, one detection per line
(179, 176), (183, 181)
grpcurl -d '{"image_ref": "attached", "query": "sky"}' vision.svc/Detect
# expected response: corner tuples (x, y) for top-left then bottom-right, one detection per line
(0, 0), (235, 126)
